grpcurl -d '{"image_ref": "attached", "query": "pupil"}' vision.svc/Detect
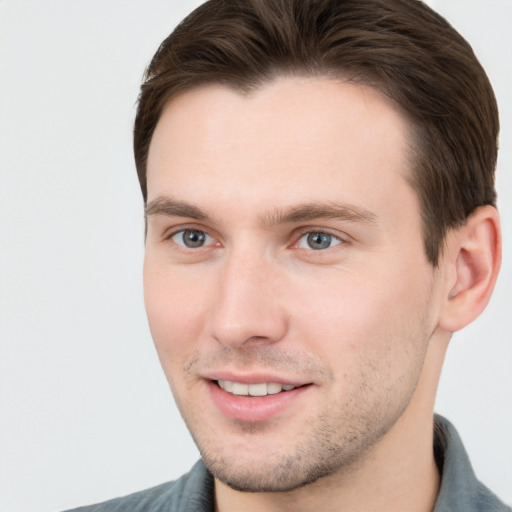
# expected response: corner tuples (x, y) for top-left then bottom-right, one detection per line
(307, 232), (331, 250)
(183, 229), (205, 248)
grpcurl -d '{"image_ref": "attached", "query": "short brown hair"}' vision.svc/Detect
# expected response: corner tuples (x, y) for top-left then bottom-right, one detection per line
(134, 0), (499, 265)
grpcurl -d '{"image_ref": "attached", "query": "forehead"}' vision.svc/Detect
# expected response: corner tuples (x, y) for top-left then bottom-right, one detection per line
(146, 77), (415, 217)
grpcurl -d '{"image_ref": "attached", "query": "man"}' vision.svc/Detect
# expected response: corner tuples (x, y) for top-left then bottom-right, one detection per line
(68, 0), (508, 510)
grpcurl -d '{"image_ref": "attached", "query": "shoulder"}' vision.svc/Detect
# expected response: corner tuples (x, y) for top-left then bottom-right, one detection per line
(62, 460), (214, 512)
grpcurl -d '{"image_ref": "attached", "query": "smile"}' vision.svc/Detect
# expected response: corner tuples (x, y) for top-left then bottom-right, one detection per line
(209, 378), (310, 422)
(217, 380), (297, 396)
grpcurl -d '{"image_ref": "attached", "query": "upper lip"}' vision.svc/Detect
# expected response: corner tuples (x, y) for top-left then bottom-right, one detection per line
(203, 370), (311, 387)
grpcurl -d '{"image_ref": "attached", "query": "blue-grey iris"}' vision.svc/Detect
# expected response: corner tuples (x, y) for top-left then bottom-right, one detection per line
(182, 229), (206, 248)
(307, 232), (332, 250)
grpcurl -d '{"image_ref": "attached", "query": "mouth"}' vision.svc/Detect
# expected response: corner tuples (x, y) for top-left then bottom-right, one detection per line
(216, 380), (298, 397)
(207, 377), (311, 423)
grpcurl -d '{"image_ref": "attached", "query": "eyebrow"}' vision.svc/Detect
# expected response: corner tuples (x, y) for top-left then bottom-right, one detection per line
(146, 197), (209, 221)
(145, 196), (378, 226)
(261, 202), (378, 227)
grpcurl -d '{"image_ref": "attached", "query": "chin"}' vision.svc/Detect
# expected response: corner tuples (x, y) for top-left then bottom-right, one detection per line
(205, 454), (338, 493)
(199, 433), (361, 494)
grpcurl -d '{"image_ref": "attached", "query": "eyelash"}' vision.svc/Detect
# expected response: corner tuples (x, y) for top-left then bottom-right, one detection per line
(165, 225), (347, 253)
(166, 227), (218, 249)
(294, 230), (344, 251)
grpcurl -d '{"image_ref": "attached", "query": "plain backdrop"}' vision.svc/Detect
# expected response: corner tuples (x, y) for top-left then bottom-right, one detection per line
(0, 1), (510, 511)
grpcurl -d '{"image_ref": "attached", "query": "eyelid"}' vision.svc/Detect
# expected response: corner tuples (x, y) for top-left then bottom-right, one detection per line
(160, 223), (349, 252)
(164, 222), (208, 238)
(292, 227), (348, 249)
(172, 229), (213, 248)
(163, 223), (221, 247)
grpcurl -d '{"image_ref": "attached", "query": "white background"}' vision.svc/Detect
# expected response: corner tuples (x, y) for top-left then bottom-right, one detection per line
(0, 1), (510, 511)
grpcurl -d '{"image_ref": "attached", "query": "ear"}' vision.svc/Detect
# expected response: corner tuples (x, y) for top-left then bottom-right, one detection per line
(438, 205), (501, 333)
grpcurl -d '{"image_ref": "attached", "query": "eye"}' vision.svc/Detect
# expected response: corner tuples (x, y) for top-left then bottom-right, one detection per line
(171, 229), (213, 248)
(296, 231), (342, 250)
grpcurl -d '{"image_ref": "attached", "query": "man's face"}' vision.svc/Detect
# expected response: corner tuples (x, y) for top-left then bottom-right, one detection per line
(144, 78), (444, 491)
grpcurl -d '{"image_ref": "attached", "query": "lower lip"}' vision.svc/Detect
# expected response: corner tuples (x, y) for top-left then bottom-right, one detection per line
(207, 381), (310, 423)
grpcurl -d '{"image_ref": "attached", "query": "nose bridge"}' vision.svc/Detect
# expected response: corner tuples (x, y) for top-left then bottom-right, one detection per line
(209, 243), (287, 348)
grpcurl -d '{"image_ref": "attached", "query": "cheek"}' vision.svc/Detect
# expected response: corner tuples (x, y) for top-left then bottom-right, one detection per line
(292, 262), (433, 369)
(292, 277), (432, 421)
(143, 257), (208, 374)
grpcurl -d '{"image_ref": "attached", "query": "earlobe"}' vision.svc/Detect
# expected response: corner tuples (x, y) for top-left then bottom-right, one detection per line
(438, 205), (501, 333)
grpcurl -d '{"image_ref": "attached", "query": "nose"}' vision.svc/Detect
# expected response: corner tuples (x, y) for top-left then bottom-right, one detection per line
(208, 251), (288, 349)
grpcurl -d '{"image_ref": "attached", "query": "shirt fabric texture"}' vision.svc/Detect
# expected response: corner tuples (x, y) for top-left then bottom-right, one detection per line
(64, 415), (510, 512)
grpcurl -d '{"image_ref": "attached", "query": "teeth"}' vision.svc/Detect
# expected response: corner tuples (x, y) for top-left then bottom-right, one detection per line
(248, 383), (267, 396)
(231, 382), (249, 395)
(217, 380), (297, 396)
(267, 383), (282, 395)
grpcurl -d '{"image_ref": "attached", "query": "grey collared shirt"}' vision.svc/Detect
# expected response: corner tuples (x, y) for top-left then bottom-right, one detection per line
(65, 415), (510, 512)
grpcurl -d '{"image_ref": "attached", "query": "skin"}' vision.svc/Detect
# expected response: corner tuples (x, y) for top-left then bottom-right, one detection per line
(143, 77), (500, 512)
